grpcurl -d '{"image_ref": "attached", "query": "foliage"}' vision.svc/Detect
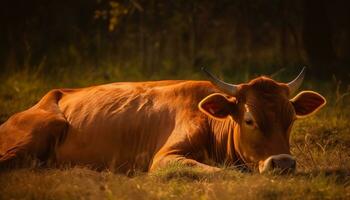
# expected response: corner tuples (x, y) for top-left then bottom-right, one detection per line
(0, 1), (349, 79)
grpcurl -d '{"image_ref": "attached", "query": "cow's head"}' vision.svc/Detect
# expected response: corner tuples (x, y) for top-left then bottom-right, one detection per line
(199, 68), (326, 173)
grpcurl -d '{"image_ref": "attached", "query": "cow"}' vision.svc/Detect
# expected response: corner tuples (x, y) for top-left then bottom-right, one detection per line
(0, 68), (326, 174)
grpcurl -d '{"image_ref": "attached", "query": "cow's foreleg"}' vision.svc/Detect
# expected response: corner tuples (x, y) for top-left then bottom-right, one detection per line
(150, 154), (221, 173)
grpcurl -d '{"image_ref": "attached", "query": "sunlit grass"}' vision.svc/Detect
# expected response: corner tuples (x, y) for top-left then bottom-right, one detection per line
(0, 166), (348, 199)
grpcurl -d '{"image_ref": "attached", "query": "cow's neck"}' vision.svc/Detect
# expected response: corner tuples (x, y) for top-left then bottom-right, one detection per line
(207, 117), (241, 166)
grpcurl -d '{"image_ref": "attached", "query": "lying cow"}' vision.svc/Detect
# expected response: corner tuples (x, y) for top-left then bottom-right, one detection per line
(0, 68), (326, 173)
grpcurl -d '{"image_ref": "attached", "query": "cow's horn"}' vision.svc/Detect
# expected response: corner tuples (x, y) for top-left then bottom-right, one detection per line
(201, 67), (239, 96)
(287, 67), (306, 95)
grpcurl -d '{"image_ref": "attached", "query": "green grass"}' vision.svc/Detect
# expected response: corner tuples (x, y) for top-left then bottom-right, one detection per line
(0, 67), (349, 199)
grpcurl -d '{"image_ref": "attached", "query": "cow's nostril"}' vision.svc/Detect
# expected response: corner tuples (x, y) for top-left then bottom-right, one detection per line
(270, 158), (277, 169)
(273, 157), (296, 171)
(260, 154), (296, 174)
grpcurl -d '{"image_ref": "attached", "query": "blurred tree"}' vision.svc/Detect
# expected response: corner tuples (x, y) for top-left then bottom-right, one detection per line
(303, 0), (336, 79)
(0, 0), (348, 80)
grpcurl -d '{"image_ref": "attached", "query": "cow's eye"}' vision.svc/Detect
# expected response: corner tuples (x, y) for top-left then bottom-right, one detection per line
(243, 110), (256, 128)
(245, 119), (254, 126)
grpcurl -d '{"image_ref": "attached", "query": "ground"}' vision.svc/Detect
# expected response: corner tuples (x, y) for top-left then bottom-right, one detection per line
(0, 68), (349, 199)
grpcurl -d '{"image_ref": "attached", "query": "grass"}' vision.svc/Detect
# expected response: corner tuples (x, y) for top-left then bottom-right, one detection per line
(0, 67), (349, 199)
(0, 166), (348, 199)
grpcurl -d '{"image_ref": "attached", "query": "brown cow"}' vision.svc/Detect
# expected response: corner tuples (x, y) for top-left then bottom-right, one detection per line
(0, 68), (326, 173)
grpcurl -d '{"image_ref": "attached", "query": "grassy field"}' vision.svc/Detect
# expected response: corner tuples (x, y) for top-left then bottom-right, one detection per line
(0, 68), (349, 199)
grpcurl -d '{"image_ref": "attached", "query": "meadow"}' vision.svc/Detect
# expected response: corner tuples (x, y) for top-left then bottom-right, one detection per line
(0, 67), (349, 199)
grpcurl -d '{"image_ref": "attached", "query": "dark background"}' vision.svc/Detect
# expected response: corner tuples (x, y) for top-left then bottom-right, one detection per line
(0, 0), (349, 81)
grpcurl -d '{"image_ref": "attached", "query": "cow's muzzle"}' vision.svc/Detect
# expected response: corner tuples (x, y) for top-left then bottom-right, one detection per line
(259, 154), (296, 174)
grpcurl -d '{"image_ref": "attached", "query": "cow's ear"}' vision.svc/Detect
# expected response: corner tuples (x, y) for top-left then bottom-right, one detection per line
(198, 93), (237, 120)
(291, 91), (326, 118)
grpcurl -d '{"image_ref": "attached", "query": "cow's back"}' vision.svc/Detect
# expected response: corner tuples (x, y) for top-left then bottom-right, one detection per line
(55, 80), (215, 172)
